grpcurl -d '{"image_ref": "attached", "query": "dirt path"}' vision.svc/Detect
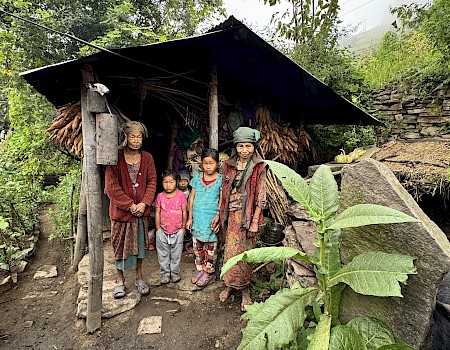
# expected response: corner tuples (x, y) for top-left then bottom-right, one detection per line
(0, 209), (244, 350)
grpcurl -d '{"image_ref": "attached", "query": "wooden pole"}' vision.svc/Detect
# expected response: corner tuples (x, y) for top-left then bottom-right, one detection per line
(208, 65), (218, 150)
(72, 166), (87, 271)
(81, 65), (104, 333)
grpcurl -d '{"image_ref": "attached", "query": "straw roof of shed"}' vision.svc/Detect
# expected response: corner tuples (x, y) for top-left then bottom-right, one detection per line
(373, 139), (450, 200)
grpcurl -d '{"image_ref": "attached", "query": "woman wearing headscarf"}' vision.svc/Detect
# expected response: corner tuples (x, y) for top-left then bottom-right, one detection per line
(105, 121), (157, 299)
(216, 126), (267, 311)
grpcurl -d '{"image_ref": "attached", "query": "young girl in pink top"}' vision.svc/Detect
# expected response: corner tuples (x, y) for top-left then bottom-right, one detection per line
(154, 169), (187, 284)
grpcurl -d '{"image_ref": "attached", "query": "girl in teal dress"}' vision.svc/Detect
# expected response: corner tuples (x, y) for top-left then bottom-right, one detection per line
(186, 148), (222, 287)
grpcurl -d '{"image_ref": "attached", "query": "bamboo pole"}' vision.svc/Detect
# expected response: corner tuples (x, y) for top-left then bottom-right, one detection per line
(69, 183), (75, 266)
(208, 65), (218, 150)
(81, 65), (104, 333)
(72, 166), (87, 271)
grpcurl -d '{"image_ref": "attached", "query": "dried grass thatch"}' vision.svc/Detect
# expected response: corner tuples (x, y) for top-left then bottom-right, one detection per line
(373, 139), (450, 200)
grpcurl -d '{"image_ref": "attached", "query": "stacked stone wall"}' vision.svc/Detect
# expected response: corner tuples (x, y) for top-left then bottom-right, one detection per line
(371, 85), (450, 141)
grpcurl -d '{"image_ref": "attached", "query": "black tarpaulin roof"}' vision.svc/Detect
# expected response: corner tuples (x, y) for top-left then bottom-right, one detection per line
(21, 16), (380, 126)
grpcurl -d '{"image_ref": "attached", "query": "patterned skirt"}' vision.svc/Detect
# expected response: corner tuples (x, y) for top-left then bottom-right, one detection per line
(222, 210), (257, 289)
(112, 218), (148, 271)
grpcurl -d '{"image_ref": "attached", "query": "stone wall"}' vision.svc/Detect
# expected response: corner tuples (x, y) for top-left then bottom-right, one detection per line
(371, 85), (450, 141)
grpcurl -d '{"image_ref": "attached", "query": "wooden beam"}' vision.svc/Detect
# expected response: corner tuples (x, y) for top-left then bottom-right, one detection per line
(72, 164), (87, 271)
(81, 64), (104, 333)
(208, 65), (218, 150)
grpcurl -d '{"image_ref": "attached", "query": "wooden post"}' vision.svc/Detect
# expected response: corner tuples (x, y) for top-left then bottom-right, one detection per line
(208, 65), (218, 150)
(72, 166), (87, 271)
(81, 64), (104, 333)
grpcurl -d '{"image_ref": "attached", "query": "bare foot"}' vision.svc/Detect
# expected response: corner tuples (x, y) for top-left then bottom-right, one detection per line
(219, 287), (233, 302)
(241, 287), (252, 312)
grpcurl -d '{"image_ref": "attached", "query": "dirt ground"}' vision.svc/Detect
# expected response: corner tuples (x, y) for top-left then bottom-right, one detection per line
(0, 210), (245, 350)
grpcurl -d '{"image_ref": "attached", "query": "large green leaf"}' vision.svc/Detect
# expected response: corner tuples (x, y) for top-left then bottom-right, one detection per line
(238, 287), (320, 350)
(376, 344), (416, 350)
(328, 204), (419, 230)
(241, 300), (265, 321)
(265, 160), (318, 219)
(328, 252), (416, 297)
(324, 229), (341, 277)
(310, 165), (339, 226)
(346, 317), (395, 350)
(307, 314), (331, 350)
(323, 229), (345, 323)
(220, 247), (311, 278)
(329, 325), (368, 350)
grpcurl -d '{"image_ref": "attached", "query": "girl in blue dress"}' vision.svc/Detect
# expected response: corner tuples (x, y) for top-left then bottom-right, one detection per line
(186, 148), (222, 287)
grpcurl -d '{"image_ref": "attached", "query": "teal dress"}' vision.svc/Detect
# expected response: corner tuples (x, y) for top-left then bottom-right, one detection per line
(190, 172), (222, 242)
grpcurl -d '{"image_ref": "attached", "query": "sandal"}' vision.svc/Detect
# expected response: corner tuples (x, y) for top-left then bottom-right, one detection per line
(195, 273), (216, 287)
(113, 284), (126, 299)
(191, 271), (204, 284)
(135, 279), (150, 295)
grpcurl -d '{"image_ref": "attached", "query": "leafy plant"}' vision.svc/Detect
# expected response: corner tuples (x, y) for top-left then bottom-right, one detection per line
(47, 166), (81, 241)
(221, 161), (418, 350)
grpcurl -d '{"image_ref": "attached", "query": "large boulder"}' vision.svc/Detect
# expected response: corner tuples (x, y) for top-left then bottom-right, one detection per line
(338, 158), (450, 350)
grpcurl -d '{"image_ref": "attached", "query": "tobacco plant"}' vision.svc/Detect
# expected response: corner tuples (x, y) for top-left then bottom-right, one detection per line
(221, 161), (418, 350)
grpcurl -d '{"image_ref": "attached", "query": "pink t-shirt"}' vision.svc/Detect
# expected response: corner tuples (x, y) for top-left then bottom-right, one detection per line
(154, 190), (187, 234)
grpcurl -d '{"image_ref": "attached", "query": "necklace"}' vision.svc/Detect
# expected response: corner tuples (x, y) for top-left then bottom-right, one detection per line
(233, 159), (251, 189)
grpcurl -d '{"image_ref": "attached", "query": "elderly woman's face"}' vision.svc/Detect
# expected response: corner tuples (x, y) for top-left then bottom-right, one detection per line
(127, 131), (143, 150)
(236, 142), (254, 161)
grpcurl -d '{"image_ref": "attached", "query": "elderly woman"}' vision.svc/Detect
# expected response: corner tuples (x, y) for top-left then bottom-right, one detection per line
(105, 121), (157, 299)
(217, 127), (267, 311)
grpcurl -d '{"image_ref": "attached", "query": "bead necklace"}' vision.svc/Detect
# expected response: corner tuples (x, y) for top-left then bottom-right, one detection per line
(233, 159), (251, 189)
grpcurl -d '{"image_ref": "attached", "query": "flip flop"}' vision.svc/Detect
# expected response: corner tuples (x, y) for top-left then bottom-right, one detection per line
(113, 284), (126, 299)
(191, 271), (204, 284)
(195, 273), (216, 287)
(135, 279), (150, 295)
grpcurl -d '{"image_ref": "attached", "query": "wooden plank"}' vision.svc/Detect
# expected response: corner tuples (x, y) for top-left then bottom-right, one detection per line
(208, 65), (218, 150)
(96, 112), (118, 165)
(81, 64), (104, 333)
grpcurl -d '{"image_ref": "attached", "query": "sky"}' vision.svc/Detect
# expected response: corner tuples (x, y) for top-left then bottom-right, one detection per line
(222, 0), (429, 34)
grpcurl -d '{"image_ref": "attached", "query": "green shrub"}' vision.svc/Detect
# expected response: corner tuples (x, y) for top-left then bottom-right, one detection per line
(47, 166), (82, 241)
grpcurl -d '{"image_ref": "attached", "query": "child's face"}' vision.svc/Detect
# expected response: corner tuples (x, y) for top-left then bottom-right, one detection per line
(178, 179), (189, 190)
(162, 176), (177, 194)
(202, 156), (219, 175)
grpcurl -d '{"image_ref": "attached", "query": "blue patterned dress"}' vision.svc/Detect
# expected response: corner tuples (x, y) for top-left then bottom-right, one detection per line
(190, 172), (222, 242)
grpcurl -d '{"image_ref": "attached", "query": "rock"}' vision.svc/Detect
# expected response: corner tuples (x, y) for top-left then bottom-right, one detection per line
(431, 302), (450, 350)
(284, 214), (318, 288)
(394, 114), (404, 122)
(338, 159), (450, 350)
(33, 265), (58, 280)
(407, 108), (427, 114)
(77, 249), (116, 286)
(137, 316), (162, 335)
(10, 261), (28, 273)
(23, 321), (34, 328)
(149, 296), (190, 306)
(401, 132), (422, 139)
(76, 279), (141, 318)
(417, 117), (450, 124)
(0, 275), (12, 294)
(420, 126), (439, 136)
(22, 290), (58, 300)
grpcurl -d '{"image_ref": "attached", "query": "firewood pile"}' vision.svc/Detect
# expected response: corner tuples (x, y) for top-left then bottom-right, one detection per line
(46, 103), (83, 158)
(256, 105), (311, 164)
(266, 169), (291, 227)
